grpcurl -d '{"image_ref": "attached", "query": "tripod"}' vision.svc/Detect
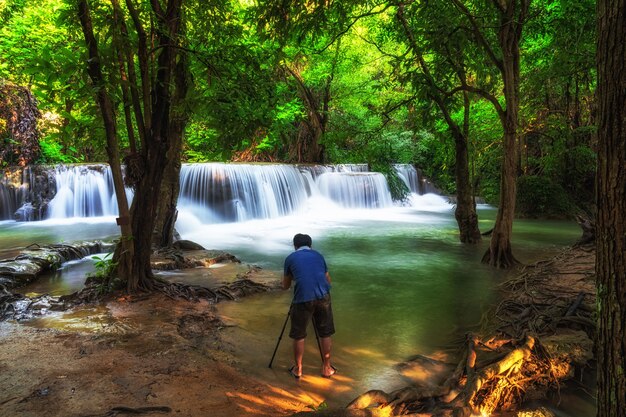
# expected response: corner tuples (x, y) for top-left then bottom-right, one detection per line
(268, 306), (324, 368)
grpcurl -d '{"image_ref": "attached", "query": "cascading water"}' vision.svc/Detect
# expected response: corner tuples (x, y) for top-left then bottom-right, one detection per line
(47, 165), (121, 218)
(178, 163), (400, 222)
(0, 163), (441, 222)
(0, 177), (19, 220)
(0, 167), (47, 221)
(395, 164), (440, 195)
(316, 172), (393, 208)
(178, 164), (313, 223)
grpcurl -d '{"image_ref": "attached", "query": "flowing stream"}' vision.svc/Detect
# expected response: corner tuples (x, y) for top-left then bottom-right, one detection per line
(0, 163), (594, 415)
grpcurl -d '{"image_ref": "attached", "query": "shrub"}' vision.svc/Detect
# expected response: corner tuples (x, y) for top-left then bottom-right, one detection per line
(516, 175), (574, 218)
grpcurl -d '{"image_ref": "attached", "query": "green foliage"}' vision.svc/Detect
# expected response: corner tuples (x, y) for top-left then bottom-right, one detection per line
(0, 0), (597, 218)
(86, 252), (121, 296)
(0, 0), (103, 162)
(412, 130), (455, 193)
(38, 136), (83, 164)
(184, 120), (224, 162)
(306, 402), (328, 412)
(92, 253), (117, 278)
(516, 175), (574, 218)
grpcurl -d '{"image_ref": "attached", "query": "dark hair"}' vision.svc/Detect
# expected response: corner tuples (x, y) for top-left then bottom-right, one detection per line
(293, 233), (312, 249)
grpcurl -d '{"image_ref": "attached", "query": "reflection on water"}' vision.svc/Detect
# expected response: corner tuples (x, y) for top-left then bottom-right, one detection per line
(0, 217), (119, 255)
(0, 201), (588, 414)
(22, 254), (106, 296)
(27, 305), (114, 333)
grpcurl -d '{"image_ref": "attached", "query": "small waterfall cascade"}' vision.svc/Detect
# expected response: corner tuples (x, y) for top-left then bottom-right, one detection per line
(0, 163), (445, 222)
(47, 165), (119, 218)
(0, 166), (53, 221)
(394, 164), (440, 195)
(316, 172), (393, 208)
(179, 164), (313, 222)
(0, 168), (32, 220)
(179, 163), (397, 222)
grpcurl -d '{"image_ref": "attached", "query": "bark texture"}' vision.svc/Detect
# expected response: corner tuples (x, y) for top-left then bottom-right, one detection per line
(480, 0), (529, 268)
(78, 0), (189, 292)
(595, 0), (626, 415)
(396, 4), (481, 244)
(77, 0), (134, 281)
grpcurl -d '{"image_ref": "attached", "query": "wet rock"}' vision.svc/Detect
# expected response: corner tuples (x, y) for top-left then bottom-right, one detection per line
(0, 241), (111, 290)
(173, 240), (205, 251)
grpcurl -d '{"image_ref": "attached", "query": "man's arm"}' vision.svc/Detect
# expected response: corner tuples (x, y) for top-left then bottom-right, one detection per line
(283, 273), (293, 290)
(325, 272), (331, 284)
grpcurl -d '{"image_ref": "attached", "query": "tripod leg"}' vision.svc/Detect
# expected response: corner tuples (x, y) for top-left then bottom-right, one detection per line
(268, 306), (291, 368)
(312, 316), (324, 363)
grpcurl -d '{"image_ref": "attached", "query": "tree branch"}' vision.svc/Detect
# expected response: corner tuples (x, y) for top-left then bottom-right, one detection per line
(451, 0), (504, 72)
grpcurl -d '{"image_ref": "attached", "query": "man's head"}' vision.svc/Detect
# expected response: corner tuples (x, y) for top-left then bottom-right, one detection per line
(293, 233), (312, 249)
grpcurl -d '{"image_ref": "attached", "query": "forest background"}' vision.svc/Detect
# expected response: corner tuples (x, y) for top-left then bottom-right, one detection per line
(0, 0), (596, 220)
(2, 1), (625, 416)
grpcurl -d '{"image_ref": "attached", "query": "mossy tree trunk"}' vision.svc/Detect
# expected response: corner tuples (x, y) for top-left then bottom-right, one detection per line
(595, 0), (626, 415)
(78, 0), (189, 292)
(475, 0), (529, 268)
(396, 4), (481, 244)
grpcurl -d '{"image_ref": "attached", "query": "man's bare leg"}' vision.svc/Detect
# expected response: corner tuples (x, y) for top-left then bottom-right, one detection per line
(320, 336), (335, 377)
(292, 338), (304, 376)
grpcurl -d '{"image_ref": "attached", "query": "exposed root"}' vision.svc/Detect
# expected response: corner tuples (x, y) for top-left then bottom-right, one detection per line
(343, 245), (596, 417)
(60, 277), (273, 307)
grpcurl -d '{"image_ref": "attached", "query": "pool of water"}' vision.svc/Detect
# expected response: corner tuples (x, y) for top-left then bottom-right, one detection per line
(0, 199), (589, 414)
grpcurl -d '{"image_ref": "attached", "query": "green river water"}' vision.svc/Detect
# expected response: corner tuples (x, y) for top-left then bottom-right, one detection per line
(0, 204), (595, 415)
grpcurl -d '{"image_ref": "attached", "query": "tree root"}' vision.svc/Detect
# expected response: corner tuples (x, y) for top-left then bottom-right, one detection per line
(60, 277), (273, 308)
(343, 245), (596, 417)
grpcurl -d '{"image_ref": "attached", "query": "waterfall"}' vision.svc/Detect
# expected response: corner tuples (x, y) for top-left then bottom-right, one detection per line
(394, 164), (440, 195)
(316, 172), (393, 208)
(178, 163), (385, 222)
(47, 165), (121, 218)
(179, 164), (313, 222)
(0, 179), (18, 220)
(1, 163), (446, 222)
(0, 167), (39, 221)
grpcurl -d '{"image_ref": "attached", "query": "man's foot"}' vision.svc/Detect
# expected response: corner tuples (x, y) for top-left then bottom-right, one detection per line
(288, 365), (302, 379)
(321, 364), (337, 378)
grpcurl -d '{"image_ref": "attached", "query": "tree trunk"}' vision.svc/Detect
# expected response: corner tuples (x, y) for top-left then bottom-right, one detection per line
(78, 0), (187, 292)
(125, 0), (185, 292)
(152, 146), (181, 248)
(77, 0), (134, 284)
(595, 0), (626, 415)
(152, 54), (189, 249)
(454, 138), (481, 244)
(454, 92), (481, 244)
(482, 1), (525, 268)
(287, 66), (326, 163)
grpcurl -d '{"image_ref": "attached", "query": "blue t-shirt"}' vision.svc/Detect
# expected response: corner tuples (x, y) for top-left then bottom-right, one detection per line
(284, 247), (330, 304)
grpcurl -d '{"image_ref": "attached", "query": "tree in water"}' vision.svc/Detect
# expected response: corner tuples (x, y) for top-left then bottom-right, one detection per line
(393, 1), (481, 243)
(595, 0), (626, 415)
(77, 0), (189, 292)
(449, 0), (530, 267)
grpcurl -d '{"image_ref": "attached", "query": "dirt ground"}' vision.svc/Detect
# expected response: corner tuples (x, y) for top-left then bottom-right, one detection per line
(0, 244), (597, 417)
(0, 295), (313, 417)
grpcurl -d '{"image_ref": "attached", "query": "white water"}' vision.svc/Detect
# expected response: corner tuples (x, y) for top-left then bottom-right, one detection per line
(1, 163), (452, 257)
(35, 163), (437, 222)
(47, 165), (131, 219)
(176, 192), (452, 261)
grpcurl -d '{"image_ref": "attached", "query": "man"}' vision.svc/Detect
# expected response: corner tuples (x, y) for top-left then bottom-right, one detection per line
(283, 233), (336, 379)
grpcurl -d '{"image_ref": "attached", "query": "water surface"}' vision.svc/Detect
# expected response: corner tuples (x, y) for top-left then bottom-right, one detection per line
(0, 200), (590, 414)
